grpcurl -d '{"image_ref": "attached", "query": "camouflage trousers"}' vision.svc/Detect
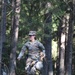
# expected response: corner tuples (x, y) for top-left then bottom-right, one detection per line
(25, 57), (36, 74)
(25, 57), (43, 75)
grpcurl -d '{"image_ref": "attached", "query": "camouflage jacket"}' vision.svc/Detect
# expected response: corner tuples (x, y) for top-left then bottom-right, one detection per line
(18, 40), (45, 59)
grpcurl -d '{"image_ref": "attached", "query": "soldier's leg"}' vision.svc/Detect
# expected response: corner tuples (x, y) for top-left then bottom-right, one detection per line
(35, 61), (43, 71)
(25, 57), (32, 70)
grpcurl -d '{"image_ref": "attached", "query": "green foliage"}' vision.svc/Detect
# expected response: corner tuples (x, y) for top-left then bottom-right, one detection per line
(3, 0), (74, 74)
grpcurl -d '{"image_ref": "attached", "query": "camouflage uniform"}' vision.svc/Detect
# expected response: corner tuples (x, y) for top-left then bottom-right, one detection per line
(18, 40), (45, 58)
(18, 31), (45, 74)
(18, 40), (45, 68)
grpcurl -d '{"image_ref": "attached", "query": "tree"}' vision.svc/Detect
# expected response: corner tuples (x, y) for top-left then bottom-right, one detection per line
(1, 0), (7, 43)
(59, 16), (66, 75)
(9, 0), (21, 75)
(72, 0), (75, 74)
(65, 1), (73, 75)
(43, 2), (53, 75)
(0, 0), (2, 74)
(0, 0), (7, 74)
(0, 18), (2, 75)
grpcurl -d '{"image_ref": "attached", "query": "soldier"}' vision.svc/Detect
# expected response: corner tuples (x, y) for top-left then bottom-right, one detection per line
(17, 31), (46, 74)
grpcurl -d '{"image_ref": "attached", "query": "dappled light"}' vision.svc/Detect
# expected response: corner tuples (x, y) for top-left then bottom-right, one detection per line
(0, 0), (75, 75)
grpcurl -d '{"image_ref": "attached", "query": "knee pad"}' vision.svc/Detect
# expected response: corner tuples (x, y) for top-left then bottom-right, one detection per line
(35, 61), (43, 70)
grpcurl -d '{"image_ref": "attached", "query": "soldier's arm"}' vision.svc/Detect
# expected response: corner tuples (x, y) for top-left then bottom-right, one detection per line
(17, 43), (27, 60)
(38, 41), (46, 58)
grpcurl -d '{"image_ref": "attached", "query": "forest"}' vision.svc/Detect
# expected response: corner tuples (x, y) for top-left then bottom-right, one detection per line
(0, 0), (75, 75)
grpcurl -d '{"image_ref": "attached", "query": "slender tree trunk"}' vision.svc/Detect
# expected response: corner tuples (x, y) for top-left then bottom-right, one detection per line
(0, 0), (2, 74)
(0, 0), (1, 17)
(57, 15), (68, 75)
(44, 24), (53, 75)
(0, 0), (6, 74)
(73, 0), (75, 74)
(65, 13), (73, 75)
(65, 3), (73, 75)
(0, 20), (2, 75)
(0, 0), (2, 62)
(1, 0), (6, 43)
(43, 12), (53, 75)
(56, 18), (62, 75)
(9, 0), (15, 75)
(42, 2), (53, 75)
(59, 16), (66, 75)
(9, 0), (21, 75)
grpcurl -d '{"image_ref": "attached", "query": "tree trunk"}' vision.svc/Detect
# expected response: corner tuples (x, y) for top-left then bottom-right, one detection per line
(43, 12), (53, 75)
(0, 0), (6, 74)
(65, 3), (73, 75)
(56, 18), (62, 75)
(0, 0), (2, 73)
(9, 0), (21, 75)
(59, 16), (66, 75)
(1, 0), (6, 43)
(0, 20), (2, 75)
(73, 0), (75, 74)
(42, 2), (53, 75)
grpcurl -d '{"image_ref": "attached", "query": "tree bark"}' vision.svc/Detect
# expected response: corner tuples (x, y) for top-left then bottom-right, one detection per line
(43, 12), (53, 75)
(0, 0), (6, 74)
(72, 0), (75, 74)
(0, 1), (2, 74)
(9, 0), (21, 75)
(65, 2), (73, 75)
(43, 2), (53, 75)
(0, 20), (2, 75)
(1, 0), (6, 43)
(59, 16), (66, 75)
